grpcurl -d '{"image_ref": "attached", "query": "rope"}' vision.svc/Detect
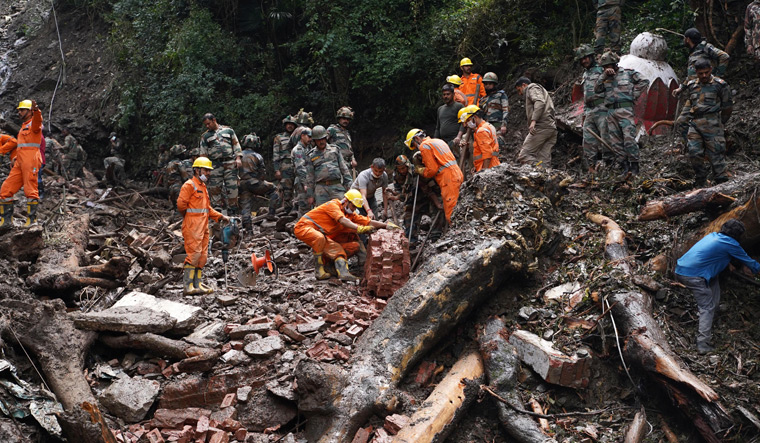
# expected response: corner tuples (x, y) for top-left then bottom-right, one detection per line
(5, 319), (54, 395)
(47, 0), (67, 132)
(605, 296), (639, 394)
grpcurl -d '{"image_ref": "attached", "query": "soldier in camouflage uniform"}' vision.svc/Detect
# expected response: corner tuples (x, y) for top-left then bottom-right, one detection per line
(288, 109), (314, 150)
(478, 72), (509, 151)
(44, 133), (64, 176)
(239, 133), (280, 230)
(157, 144), (170, 168)
(165, 144), (194, 209)
(199, 113), (242, 214)
(291, 128), (314, 217)
(594, 0), (622, 54)
(678, 60), (733, 187)
(595, 51), (648, 175)
(306, 125), (353, 206)
(576, 44), (608, 173)
(327, 106), (357, 171)
(746, 1), (760, 61)
(61, 127), (87, 178)
(273, 115), (297, 213)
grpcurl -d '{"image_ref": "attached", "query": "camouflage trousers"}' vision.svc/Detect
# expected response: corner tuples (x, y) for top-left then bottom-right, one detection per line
(169, 184), (182, 210)
(518, 127), (557, 167)
(489, 121), (508, 151)
(240, 179), (280, 227)
(606, 108), (638, 162)
(687, 116), (727, 184)
(595, 5), (621, 54)
(277, 162), (295, 210)
(582, 109), (609, 167)
(315, 183), (348, 206)
(63, 160), (85, 178)
(293, 179), (311, 217)
(207, 159), (239, 214)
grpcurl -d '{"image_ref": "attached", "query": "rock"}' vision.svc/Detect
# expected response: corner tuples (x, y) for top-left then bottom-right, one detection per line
(220, 350), (250, 366)
(296, 320), (325, 334)
(266, 380), (296, 401)
(243, 336), (284, 358)
(71, 306), (175, 334)
(151, 408), (212, 428)
(237, 388), (297, 432)
(112, 291), (202, 333)
(228, 323), (273, 339)
(99, 375), (160, 422)
(186, 321), (227, 346)
(237, 386), (252, 403)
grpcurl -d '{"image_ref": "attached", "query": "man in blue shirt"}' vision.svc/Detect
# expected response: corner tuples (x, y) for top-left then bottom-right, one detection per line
(675, 219), (760, 354)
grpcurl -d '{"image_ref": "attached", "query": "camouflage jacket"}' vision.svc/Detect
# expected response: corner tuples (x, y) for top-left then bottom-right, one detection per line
(199, 125), (241, 162)
(745, 1), (760, 57)
(327, 123), (355, 164)
(63, 134), (77, 151)
(679, 75), (733, 120)
(157, 151), (171, 168)
(240, 149), (267, 183)
(292, 141), (310, 190)
(581, 63), (607, 112)
(594, 68), (648, 105)
(64, 142), (87, 162)
(272, 131), (293, 172)
(165, 159), (193, 188)
(289, 126), (310, 150)
(685, 41), (730, 84)
(306, 144), (352, 190)
(594, 0), (622, 8)
(478, 90), (509, 126)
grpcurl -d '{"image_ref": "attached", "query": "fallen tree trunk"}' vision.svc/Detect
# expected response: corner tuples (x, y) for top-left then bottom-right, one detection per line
(26, 214), (130, 295)
(391, 348), (484, 443)
(100, 332), (221, 373)
(478, 316), (555, 443)
(0, 299), (104, 441)
(676, 194), (760, 257)
(587, 212), (732, 442)
(623, 406), (647, 443)
(638, 188), (735, 221)
(297, 235), (533, 443)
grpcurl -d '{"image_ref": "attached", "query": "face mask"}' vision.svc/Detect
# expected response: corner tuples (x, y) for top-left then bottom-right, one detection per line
(344, 204), (354, 214)
(372, 171), (382, 179)
(467, 120), (476, 129)
(199, 174), (208, 182)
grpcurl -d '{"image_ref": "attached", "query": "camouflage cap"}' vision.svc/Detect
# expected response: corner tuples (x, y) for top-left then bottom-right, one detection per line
(170, 144), (187, 157)
(241, 133), (262, 149)
(575, 44), (595, 61)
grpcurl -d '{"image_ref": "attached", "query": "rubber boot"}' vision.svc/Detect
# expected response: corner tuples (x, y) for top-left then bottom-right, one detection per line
(355, 240), (367, 263)
(194, 268), (214, 294)
(335, 258), (359, 282)
(314, 253), (331, 280)
(628, 162), (639, 176)
(24, 199), (39, 227)
(183, 265), (198, 295)
(0, 201), (13, 229)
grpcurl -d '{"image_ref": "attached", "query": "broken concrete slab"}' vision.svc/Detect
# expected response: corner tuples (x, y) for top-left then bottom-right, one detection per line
(71, 305), (175, 334)
(296, 320), (325, 334)
(228, 323), (273, 339)
(99, 375), (161, 422)
(243, 336), (284, 358)
(112, 291), (202, 334)
(185, 321), (226, 348)
(150, 408), (212, 428)
(509, 329), (591, 389)
(236, 388), (297, 432)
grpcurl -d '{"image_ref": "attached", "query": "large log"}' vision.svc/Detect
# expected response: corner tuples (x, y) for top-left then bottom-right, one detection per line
(391, 349), (484, 443)
(297, 235), (533, 443)
(478, 316), (555, 443)
(100, 332), (221, 373)
(26, 213), (130, 295)
(638, 172), (759, 221)
(588, 212), (732, 442)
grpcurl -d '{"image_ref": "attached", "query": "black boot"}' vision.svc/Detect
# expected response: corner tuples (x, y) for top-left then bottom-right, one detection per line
(628, 162), (639, 175)
(0, 201), (13, 229)
(24, 199), (39, 226)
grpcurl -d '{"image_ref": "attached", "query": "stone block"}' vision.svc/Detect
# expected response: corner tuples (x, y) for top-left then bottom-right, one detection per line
(509, 329), (591, 389)
(112, 291), (202, 333)
(228, 323), (273, 339)
(100, 375), (161, 422)
(350, 427), (371, 443)
(243, 336), (284, 358)
(151, 408), (211, 428)
(296, 320), (325, 334)
(71, 306), (175, 334)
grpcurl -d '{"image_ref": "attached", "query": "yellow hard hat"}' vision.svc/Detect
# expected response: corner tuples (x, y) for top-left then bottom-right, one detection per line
(344, 189), (363, 208)
(446, 75), (463, 86)
(192, 156), (214, 169)
(460, 57), (473, 67)
(17, 100), (32, 110)
(458, 104), (480, 123)
(404, 128), (423, 149)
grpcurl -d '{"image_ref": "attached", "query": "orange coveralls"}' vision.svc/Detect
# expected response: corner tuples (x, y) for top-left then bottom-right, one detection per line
(0, 134), (18, 161)
(459, 73), (486, 106)
(0, 109), (42, 201)
(294, 199), (371, 261)
(473, 120), (501, 172)
(454, 89), (467, 105)
(177, 176), (223, 268)
(418, 137), (464, 222)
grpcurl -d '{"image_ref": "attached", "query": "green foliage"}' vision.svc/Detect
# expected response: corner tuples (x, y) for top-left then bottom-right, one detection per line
(624, 0), (696, 70)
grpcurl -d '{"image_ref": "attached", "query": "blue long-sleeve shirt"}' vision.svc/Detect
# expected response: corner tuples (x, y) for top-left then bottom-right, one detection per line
(675, 232), (760, 281)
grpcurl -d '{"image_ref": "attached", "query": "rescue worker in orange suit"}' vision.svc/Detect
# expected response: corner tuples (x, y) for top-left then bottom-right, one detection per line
(294, 189), (399, 282)
(404, 129), (464, 223)
(458, 58), (486, 106)
(177, 156), (230, 295)
(458, 105), (501, 173)
(0, 100), (43, 228)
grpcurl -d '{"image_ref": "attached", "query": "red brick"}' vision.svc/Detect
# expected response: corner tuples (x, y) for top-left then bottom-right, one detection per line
(220, 393), (236, 408)
(161, 366), (175, 378)
(346, 325), (363, 338)
(307, 341), (330, 359)
(151, 408), (211, 428)
(415, 361), (437, 386)
(247, 316), (270, 324)
(354, 319), (370, 329)
(233, 428), (247, 441)
(351, 426), (372, 443)
(221, 343), (232, 353)
(208, 429), (229, 443)
(334, 346), (350, 361)
(280, 324), (306, 342)
(221, 418), (242, 432)
(230, 341), (244, 351)
(273, 315), (285, 328)
(374, 299), (388, 310)
(266, 330), (280, 337)
(196, 415), (209, 433)
(384, 414), (409, 435)
(324, 312), (344, 323)
(146, 429), (165, 443)
(224, 324), (241, 334)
